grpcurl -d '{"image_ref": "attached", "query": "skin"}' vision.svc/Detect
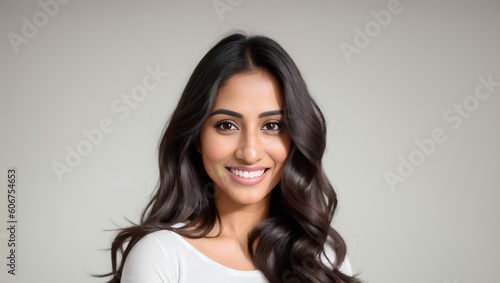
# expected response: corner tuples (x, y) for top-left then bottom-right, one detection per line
(183, 70), (291, 270)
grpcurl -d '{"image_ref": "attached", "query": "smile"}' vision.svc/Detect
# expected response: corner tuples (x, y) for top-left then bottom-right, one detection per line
(226, 167), (269, 186)
(229, 168), (266, 179)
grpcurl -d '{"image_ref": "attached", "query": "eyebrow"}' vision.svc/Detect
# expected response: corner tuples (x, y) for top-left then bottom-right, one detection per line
(258, 110), (283, 118)
(209, 109), (283, 119)
(209, 109), (243, 118)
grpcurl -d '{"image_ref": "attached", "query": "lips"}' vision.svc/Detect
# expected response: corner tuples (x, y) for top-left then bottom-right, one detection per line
(226, 166), (269, 186)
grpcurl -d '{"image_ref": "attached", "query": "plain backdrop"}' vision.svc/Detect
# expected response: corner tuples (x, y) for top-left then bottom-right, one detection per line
(1, 0), (499, 282)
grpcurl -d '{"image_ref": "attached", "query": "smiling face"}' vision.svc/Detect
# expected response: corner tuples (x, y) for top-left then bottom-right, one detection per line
(198, 70), (291, 210)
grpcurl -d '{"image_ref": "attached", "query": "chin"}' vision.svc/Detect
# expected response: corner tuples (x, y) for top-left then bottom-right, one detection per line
(220, 187), (273, 206)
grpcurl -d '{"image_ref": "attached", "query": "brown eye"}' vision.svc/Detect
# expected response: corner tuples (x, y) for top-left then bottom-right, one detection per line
(215, 121), (237, 131)
(262, 122), (282, 132)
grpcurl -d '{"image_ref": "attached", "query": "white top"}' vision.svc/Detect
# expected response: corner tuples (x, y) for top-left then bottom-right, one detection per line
(122, 229), (353, 283)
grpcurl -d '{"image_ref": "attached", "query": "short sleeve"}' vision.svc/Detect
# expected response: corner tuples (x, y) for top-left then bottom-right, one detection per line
(121, 233), (177, 283)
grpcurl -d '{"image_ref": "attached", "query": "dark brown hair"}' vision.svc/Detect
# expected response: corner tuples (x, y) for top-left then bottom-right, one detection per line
(102, 33), (360, 283)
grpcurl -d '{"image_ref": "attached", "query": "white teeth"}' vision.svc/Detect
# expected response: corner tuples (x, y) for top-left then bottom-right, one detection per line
(230, 169), (265, 179)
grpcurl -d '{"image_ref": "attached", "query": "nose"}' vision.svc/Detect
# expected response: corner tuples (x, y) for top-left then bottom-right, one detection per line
(234, 129), (264, 164)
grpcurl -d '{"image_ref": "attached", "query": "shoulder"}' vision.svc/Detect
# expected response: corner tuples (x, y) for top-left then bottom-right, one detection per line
(127, 230), (181, 258)
(321, 238), (353, 276)
(121, 230), (181, 283)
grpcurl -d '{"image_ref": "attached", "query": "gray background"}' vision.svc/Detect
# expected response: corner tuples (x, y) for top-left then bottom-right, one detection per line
(1, 0), (499, 282)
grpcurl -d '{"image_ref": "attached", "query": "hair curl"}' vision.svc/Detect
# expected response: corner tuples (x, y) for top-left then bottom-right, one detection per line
(102, 33), (360, 283)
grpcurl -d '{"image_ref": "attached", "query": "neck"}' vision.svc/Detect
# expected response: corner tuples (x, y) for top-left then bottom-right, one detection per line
(212, 194), (271, 240)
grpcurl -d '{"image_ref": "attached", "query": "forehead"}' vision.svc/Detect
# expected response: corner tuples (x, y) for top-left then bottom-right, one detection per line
(212, 71), (283, 112)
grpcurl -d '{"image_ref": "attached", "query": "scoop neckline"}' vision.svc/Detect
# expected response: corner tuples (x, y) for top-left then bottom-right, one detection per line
(166, 230), (263, 277)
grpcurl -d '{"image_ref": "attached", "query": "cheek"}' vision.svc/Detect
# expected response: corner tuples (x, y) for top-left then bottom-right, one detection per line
(266, 136), (291, 167)
(200, 133), (234, 168)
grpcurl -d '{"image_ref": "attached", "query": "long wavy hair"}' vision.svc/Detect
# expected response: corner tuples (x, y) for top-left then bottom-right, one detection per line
(103, 33), (360, 283)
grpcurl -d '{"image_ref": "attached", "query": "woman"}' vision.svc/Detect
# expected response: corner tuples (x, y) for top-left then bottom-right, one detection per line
(103, 33), (360, 283)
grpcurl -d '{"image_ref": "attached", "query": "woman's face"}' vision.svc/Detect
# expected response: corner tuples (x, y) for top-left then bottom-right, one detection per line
(198, 70), (291, 209)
